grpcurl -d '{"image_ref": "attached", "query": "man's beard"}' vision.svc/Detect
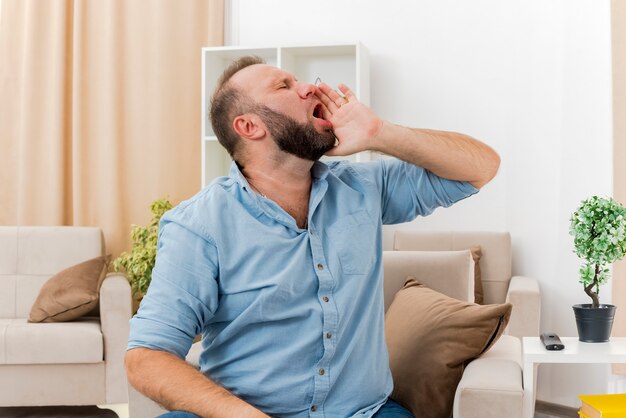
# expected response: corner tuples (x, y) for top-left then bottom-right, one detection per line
(254, 104), (336, 161)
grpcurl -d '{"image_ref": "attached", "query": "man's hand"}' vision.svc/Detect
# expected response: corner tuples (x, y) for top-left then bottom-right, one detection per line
(315, 82), (500, 189)
(315, 83), (383, 156)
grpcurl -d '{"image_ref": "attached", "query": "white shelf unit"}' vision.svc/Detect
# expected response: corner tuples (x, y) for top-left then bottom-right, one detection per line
(201, 43), (370, 188)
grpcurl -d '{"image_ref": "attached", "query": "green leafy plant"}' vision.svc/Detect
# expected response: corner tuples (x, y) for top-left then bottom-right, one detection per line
(569, 196), (626, 307)
(113, 198), (173, 297)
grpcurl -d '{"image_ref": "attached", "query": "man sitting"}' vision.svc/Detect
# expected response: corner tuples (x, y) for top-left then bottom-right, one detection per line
(125, 56), (500, 418)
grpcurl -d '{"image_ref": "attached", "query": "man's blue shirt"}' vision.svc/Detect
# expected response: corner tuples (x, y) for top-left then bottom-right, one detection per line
(128, 159), (477, 417)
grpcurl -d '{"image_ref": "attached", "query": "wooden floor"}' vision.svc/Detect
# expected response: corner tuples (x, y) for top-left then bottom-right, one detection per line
(535, 400), (580, 418)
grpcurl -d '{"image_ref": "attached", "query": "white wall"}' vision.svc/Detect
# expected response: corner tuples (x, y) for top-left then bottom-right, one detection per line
(228, 0), (615, 407)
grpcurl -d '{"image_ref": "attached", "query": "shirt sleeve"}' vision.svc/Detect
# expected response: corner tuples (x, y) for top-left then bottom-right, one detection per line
(355, 158), (479, 225)
(127, 217), (220, 359)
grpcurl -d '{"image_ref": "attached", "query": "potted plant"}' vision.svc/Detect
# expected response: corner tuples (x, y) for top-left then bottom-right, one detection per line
(569, 195), (626, 342)
(112, 197), (173, 311)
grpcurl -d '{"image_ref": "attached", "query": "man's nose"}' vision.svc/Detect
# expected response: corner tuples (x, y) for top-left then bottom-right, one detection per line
(297, 82), (316, 99)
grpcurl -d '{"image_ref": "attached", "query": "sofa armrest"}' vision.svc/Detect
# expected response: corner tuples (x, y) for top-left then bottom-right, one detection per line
(100, 273), (132, 404)
(505, 276), (541, 338)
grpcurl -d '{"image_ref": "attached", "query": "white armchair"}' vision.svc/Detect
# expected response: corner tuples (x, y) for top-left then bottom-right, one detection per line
(388, 230), (541, 418)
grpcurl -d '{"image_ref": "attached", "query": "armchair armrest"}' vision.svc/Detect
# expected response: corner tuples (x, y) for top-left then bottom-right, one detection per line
(100, 273), (132, 404)
(505, 276), (541, 338)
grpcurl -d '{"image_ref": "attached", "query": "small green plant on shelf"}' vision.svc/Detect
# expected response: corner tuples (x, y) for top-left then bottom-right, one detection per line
(112, 198), (173, 298)
(569, 195), (626, 308)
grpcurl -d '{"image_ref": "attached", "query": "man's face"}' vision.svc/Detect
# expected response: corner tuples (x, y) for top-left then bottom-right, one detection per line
(254, 104), (336, 161)
(230, 64), (335, 160)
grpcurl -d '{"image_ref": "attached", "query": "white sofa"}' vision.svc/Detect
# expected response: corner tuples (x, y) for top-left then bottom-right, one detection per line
(129, 230), (540, 418)
(0, 226), (132, 406)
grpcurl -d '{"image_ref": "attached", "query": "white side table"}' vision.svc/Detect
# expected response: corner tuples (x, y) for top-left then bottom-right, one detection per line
(522, 337), (626, 418)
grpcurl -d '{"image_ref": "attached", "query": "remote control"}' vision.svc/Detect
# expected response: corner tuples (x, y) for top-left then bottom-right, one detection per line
(540, 333), (565, 350)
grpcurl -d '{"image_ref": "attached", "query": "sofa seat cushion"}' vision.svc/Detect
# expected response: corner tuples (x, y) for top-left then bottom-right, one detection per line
(0, 318), (103, 364)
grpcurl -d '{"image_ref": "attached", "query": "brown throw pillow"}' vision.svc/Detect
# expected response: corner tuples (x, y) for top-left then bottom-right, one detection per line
(469, 246), (483, 304)
(28, 255), (111, 323)
(385, 276), (511, 418)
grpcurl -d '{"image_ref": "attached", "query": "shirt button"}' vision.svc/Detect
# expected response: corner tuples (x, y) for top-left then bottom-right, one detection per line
(322, 296), (329, 303)
(319, 368), (325, 375)
(317, 263), (324, 271)
(311, 405), (318, 412)
(326, 332), (332, 339)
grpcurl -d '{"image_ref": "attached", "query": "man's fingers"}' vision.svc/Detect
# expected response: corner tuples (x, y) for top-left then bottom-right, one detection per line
(338, 84), (357, 102)
(320, 103), (333, 121)
(316, 83), (339, 110)
(318, 82), (340, 99)
(317, 82), (353, 110)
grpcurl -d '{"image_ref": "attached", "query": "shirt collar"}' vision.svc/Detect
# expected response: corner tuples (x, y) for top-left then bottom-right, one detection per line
(228, 160), (330, 230)
(229, 161), (253, 193)
(311, 160), (330, 180)
(228, 160), (330, 189)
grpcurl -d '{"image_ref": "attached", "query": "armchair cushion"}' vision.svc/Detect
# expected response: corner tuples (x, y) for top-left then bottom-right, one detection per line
(28, 255), (110, 323)
(385, 277), (512, 418)
(383, 250), (475, 311)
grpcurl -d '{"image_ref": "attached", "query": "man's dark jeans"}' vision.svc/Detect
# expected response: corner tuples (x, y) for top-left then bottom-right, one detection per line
(158, 398), (415, 417)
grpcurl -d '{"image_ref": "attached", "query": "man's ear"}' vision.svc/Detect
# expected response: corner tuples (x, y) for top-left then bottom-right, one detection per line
(233, 114), (266, 140)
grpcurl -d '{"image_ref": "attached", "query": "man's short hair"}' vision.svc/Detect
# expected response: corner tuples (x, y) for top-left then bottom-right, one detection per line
(210, 56), (265, 161)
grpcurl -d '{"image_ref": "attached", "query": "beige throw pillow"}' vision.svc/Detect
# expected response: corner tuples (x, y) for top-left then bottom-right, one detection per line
(385, 277), (511, 418)
(28, 255), (111, 323)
